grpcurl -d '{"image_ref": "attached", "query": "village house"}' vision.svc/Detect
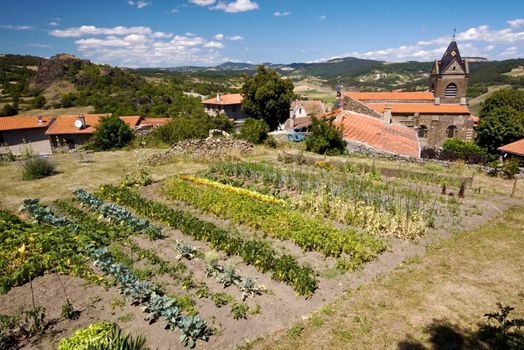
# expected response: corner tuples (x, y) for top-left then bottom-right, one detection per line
(0, 115), (54, 155)
(284, 100), (326, 131)
(202, 93), (245, 123)
(45, 114), (141, 150)
(337, 39), (478, 151)
(498, 138), (524, 162)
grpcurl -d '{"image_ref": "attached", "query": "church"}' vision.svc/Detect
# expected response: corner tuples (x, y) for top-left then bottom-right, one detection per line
(336, 39), (478, 151)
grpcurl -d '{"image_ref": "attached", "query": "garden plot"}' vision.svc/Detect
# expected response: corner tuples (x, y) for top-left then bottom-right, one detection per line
(0, 156), (520, 350)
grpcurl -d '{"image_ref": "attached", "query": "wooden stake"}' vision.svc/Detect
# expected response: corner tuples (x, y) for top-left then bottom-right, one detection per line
(511, 177), (518, 198)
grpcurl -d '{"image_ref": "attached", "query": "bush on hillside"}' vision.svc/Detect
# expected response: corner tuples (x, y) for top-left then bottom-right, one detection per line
(151, 113), (233, 144)
(21, 156), (56, 180)
(441, 138), (487, 164)
(305, 117), (347, 156)
(1, 103), (17, 116)
(236, 118), (269, 144)
(90, 115), (134, 151)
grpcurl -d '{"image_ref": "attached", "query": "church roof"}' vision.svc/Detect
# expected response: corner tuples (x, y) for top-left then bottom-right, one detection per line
(343, 91), (434, 102)
(438, 40), (466, 72)
(367, 103), (470, 114)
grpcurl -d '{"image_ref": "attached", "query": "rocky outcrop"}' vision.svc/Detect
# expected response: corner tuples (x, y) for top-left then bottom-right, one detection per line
(32, 54), (88, 89)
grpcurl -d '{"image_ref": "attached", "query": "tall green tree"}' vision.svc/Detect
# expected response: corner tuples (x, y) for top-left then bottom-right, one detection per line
(240, 66), (294, 130)
(476, 88), (524, 154)
(91, 115), (134, 151)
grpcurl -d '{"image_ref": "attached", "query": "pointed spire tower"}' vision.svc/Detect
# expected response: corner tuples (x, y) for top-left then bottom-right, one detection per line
(430, 34), (469, 104)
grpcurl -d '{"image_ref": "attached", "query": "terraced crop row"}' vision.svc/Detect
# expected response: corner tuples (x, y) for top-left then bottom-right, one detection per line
(162, 176), (387, 262)
(98, 184), (318, 297)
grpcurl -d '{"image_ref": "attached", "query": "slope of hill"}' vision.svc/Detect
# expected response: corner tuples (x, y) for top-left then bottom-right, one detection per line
(2, 53), (524, 118)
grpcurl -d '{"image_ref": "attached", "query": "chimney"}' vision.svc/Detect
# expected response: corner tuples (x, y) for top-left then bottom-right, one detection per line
(434, 97), (441, 105)
(37, 114), (43, 124)
(460, 97), (467, 105)
(383, 106), (392, 125)
(75, 115), (86, 129)
(216, 91), (221, 102)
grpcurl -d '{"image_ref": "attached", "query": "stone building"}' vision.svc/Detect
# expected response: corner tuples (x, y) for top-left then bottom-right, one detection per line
(338, 40), (478, 150)
(202, 93), (245, 122)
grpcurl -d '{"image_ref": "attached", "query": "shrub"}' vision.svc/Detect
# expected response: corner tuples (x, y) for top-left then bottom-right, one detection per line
(502, 158), (521, 179)
(236, 118), (269, 144)
(441, 138), (486, 164)
(21, 156), (56, 180)
(90, 115), (134, 151)
(1, 104), (17, 116)
(305, 117), (346, 156)
(152, 113), (233, 145)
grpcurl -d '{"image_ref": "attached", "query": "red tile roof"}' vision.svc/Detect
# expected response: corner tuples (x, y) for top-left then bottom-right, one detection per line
(46, 114), (141, 135)
(498, 138), (524, 157)
(343, 91), (435, 101)
(202, 93), (243, 105)
(140, 118), (171, 126)
(367, 103), (470, 114)
(0, 116), (53, 132)
(333, 111), (420, 159)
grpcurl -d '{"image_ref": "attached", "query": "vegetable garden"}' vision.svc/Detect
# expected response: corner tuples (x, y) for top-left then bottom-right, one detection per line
(0, 152), (512, 350)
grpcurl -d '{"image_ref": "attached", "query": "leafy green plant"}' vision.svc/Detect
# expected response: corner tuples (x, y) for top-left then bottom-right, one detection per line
(20, 156), (56, 180)
(61, 302), (80, 320)
(231, 303), (249, 320)
(58, 322), (114, 350)
(175, 240), (197, 260)
(86, 324), (150, 350)
(211, 293), (233, 308)
(479, 303), (524, 349)
(0, 306), (48, 349)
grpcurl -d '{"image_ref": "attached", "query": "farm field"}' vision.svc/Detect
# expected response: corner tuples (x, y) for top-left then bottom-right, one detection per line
(0, 147), (522, 349)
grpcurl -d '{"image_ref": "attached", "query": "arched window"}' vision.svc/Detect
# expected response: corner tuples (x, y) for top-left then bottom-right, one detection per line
(445, 83), (457, 98)
(447, 125), (457, 138)
(417, 125), (428, 138)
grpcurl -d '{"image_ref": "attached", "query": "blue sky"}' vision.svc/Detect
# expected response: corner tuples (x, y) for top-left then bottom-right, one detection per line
(0, 0), (523, 67)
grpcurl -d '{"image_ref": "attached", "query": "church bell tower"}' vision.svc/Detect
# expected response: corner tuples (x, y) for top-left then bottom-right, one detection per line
(430, 37), (469, 104)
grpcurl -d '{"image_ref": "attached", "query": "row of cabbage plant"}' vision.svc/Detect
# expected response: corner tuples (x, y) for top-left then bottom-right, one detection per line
(73, 188), (163, 240)
(87, 245), (210, 348)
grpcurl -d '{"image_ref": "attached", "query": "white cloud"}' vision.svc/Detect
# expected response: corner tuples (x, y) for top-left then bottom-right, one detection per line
(319, 15), (326, 20)
(50, 24), (226, 67)
(203, 41), (224, 48)
(507, 18), (524, 28)
(189, 0), (216, 5)
(151, 31), (173, 38)
(49, 21), (59, 27)
(50, 25), (152, 37)
(0, 25), (33, 30)
(227, 35), (243, 41)
(128, 0), (151, 9)
(501, 46), (519, 57)
(273, 11), (291, 17)
(27, 43), (52, 48)
(214, 33), (225, 40)
(171, 8), (179, 13)
(323, 20), (524, 62)
(211, 0), (259, 13)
